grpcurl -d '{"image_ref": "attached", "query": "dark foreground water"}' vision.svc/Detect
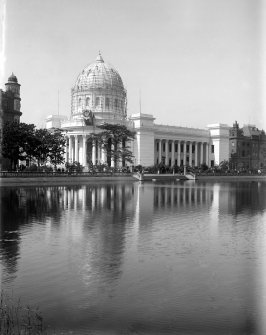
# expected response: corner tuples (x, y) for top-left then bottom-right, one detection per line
(1, 180), (266, 334)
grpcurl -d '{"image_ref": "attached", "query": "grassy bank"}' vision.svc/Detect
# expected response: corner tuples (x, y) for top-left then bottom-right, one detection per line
(0, 291), (45, 334)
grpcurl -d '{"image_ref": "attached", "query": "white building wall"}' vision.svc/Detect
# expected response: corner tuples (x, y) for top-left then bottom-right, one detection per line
(135, 130), (155, 166)
(207, 124), (230, 165)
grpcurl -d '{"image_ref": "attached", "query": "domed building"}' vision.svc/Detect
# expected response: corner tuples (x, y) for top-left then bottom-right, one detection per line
(47, 53), (134, 170)
(71, 52), (127, 122)
(46, 53), (231, 169)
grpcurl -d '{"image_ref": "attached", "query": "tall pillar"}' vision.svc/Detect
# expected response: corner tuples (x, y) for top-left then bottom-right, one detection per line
(158, 140), (162, 164)
(206, 143), (209, 166)
(92, 140), (96, 165)
(200, 142), (204, 164)
(195, 142), (198, 167)
(74, 135), (79, 162)
(189, 142), (193, 166)
(171, 141), (175, 166)
(83, 135), (87, 167)
(69, 135), (73, 163)
(98, 142), (102, 163)
(183, 141), (187, 166)
(177, 141), (181, 166)
(165, 140), (169, 165)
(101, 145), (106, 164)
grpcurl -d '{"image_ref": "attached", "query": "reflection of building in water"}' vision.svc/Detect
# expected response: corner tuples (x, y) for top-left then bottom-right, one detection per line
(211, 181), (266, 217)
(153, 183), (213, 213)
(61, 183), (136, 286)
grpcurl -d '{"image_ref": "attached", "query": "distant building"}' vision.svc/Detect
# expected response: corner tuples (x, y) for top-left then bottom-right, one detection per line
(229, 121), (266, 171)
(1, 73), (22, 123)
(46, 53), (231, 169)
(0, 73), (22, 170)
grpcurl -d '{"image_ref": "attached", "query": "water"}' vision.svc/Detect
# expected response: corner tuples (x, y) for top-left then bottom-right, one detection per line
(1, 180), (266, 334)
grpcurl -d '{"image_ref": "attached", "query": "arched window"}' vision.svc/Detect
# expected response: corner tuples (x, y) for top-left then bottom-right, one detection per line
(86, 97), (90, 106)
(105, 97), (110, 108)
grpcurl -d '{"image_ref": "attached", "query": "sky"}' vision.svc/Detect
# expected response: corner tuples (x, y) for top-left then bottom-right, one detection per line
(1, 0), (266, 129)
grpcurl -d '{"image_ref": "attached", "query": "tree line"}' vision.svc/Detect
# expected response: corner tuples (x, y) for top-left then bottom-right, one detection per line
(1, 121), (66, 170)
(1, 121), (136, 171)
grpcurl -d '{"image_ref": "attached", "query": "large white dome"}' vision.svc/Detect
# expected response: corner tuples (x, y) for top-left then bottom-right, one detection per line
(73, 53), (125, 92)
(71, 53), (127, 121)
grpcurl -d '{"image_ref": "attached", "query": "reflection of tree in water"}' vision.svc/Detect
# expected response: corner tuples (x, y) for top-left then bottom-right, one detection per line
(80, 184), (135, 287)
(0, 186), (66, 281)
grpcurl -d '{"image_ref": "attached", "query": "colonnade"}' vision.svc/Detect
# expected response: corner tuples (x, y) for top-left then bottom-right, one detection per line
(65, 135), (111, 167)
(155, 139), (210, 167)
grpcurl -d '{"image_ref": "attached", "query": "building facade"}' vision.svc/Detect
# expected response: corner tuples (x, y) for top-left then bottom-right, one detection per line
(0, 73), (22, 170)
(229, 121), (266, 171)
(46, 53), (231, 169)
(0, 73), (22, 123)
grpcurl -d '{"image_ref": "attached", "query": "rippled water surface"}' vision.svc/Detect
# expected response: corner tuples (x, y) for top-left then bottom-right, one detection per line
(1, 180), (266, 334)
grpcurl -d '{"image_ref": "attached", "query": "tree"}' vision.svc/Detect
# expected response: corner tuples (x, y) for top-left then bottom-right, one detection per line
(31, 128), (66, 168)
(94, 123), (135, 168)
(47, 129), (66, 168)
(32, 128), (52, 167)
(2, 122), (36, 170)
(2, 122), (66, 170)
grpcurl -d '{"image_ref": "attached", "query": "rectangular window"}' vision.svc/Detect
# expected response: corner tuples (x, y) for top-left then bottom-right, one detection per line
(186, 144), (189, 152)
(175, 143), (178, 152)
(175, 159), (177, 165)
(157, 142), (159, 152)
(96, 97), (100, 106)
(211, 160), (214, 167)
(192, 145), (195, 153)
(181, 144), (184, 153)
(169, 143), (172, 153)
(211, 145), (214, 153)
(163, 143), (165, 152)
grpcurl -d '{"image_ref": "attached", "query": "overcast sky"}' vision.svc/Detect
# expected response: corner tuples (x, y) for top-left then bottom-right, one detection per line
(1, 0), (265, 129)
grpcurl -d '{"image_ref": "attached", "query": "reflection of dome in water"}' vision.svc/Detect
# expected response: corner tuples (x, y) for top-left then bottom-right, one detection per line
(71, 52), (127, 120)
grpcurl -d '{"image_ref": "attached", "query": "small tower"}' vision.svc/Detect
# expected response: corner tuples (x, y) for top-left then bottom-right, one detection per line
(2, 73), (22, 122)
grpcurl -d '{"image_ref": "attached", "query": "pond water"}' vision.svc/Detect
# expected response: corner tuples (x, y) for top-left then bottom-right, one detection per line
(1, 180), (266, 334)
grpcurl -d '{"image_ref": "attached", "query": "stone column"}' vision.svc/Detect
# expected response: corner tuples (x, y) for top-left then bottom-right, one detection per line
(171, 141), (175, 166)
(82, 135), (87, 167)
(183, 141), (187, 166)
(101, 145), (106, 164)
(165, 140), (169, 166)
(200, 142), (204, 164)
(74, 135), (79, 162)
(189, 142), (193, 166)
(92, 140), (96, 165)
(206, 143), (209, 167)
(98, 142), (102, 163)
(158, 140), (162, 164)
(195, 142), (198, 167)
(69, 135), (73, 163)
(177, 141), (181, 166)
